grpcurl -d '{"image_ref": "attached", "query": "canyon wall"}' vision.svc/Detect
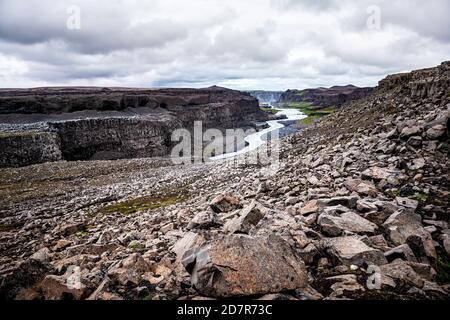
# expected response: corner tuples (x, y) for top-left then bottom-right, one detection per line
(280, 85), (374, 108)
(0, 86), (265, 167)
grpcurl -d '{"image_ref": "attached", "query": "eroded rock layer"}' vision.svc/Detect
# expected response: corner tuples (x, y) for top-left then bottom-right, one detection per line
(0, 86), (265, 167)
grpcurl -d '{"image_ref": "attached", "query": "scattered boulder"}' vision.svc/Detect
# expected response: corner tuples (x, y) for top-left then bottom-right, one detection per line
(223, 201), (267, 234)
(406, 229), (437, 262)
(317, 212), (378, 236)
(299, 200), (319, 215)
(384, 244), (418, 263)
(187, 210), (220, 230)
(324, 236), (387, 267)
(171, 232), (205, 262)
(383, 210), (423, 246)
(181, 234), (308, 298)
(344, 178), (378, 197)
(379, 259), (424, 288)
(426, 124), (446, 140)
(210, 194), (241, 213)
(396, 197), (419, 211)
(38, 270), (91, 300)
(29, 247), (51, 262)
(317, 196), (358, 209)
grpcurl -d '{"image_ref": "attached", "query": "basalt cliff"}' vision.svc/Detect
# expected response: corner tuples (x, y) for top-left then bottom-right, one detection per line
(0, 87), (266, 167)
(280, 85), (374, 108)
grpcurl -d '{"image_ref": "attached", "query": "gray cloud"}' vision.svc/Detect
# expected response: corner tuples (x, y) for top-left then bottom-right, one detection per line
(0, 0), (448, 90)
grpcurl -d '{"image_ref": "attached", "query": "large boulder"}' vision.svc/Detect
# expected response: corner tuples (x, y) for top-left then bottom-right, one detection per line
(181, 234), (308, 298)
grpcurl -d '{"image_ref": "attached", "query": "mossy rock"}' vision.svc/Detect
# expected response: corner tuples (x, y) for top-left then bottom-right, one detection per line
(96, 195), (187, 216)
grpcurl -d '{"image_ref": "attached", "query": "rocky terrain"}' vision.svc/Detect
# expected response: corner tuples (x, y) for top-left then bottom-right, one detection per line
(280, 85), (374, 109)
(0, 61), (449, 301)
(0, 86), (267, 167)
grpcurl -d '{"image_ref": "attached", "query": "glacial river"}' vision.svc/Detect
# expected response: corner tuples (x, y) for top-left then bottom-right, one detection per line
(210, 108), (307, 160)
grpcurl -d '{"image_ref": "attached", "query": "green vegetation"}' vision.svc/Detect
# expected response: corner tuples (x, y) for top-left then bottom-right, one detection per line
(260, 107), (281, 114)
(295, 90), (307, 98)
(299, 116), (319, 125)
(129, 242), (146, 251)
(281, 101), (334, 126)
(412, 192), (429, 203)
(96, 195), (187, 216)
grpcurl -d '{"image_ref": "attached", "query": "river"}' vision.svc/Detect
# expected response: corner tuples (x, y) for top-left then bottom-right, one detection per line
(210, 107), (307, 160)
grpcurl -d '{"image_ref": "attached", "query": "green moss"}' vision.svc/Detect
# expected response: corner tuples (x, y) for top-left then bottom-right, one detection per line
(412, 192), (429, 203)
(129, 243), (146, 251)
(96, 195), (186, 216)
(260, 107), (281, 114)
(299, 116), (318, 125)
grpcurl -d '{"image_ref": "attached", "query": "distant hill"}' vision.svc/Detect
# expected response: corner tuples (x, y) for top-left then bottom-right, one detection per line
(279, 85), (374, 108)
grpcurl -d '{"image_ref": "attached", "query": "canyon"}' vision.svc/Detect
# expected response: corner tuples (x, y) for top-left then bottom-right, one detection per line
(249, 85), (374, 109)
(0, 86), (268, 167)
(0, 61), (449, 301)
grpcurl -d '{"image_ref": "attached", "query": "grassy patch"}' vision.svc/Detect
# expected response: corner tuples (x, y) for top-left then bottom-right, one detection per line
(129, 242), (146, 251)
(260, 107), (281, 114)
(285, 102), (334, 126)
(412, 192), (429, 203)
(96, 195), (187, 216)
(299, 116), (319, 125)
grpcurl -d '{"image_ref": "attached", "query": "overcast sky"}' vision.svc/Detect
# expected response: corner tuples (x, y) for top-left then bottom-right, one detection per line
(0, 0), (449, 90)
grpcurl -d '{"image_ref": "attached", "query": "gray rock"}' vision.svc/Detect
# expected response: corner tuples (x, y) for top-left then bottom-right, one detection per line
(29, 247), (51, 262)
(384, 244), (418, 263)
(187, 210), (220, 230)
(400, 126), (422, 139)
(383, 210), (423, 246)
(318, 212), (378, 236)
(426, 124), (446, 140)
(317, 196), (358, 209)
(396, 197), (419, 210)
(325, 236), (387, 267)
(171, 232), (205, 262)
(379, 259), (424, 288)
(210, 194), (241, 213)
(406, 229), (437, 262)
(223, 200), (267, 234)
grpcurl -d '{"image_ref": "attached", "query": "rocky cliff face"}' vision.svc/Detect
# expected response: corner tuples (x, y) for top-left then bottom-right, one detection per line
(280, 85), (374, 108)
(0, 86), (265, 167)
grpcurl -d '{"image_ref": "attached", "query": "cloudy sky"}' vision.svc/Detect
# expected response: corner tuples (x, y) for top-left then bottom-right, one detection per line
(0, 0), (449, 90)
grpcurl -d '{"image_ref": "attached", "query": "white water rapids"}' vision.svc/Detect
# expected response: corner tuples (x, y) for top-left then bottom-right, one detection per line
(210, 107), (307, 160)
